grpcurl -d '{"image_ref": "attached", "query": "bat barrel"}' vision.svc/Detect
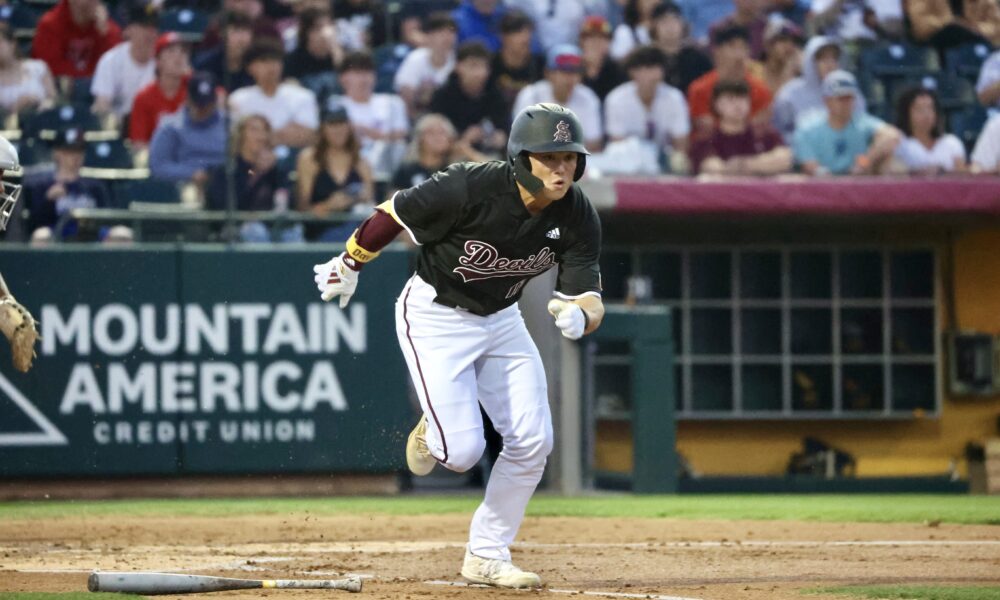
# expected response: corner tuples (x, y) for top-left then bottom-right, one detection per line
(89, 572), (260, 595)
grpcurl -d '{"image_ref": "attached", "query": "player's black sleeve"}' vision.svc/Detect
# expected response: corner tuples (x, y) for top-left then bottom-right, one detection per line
(393, 163), (467, 244)
(556, 197), (602, 298)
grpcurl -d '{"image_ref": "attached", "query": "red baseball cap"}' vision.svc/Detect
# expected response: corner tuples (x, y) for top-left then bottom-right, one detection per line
(155, 32), (185, 57)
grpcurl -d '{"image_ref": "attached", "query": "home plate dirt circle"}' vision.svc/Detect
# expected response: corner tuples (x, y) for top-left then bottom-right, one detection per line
(3, 513), (999, 600)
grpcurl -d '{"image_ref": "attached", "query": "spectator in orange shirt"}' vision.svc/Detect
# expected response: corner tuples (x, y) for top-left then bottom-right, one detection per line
(129, 33), (191, 146)
(31, 0), (121, 79)
(686, 25), (773, 136)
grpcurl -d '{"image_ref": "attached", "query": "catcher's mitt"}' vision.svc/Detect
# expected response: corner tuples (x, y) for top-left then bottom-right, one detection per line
(0, 296), (38, 372)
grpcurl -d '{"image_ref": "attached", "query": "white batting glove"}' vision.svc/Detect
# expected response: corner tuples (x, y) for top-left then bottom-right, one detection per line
(547, 299), (587, 340)
(313, 253), (360, 308)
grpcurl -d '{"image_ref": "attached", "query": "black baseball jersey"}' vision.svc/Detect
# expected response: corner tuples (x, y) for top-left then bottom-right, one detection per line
(393, 160), (601, 317)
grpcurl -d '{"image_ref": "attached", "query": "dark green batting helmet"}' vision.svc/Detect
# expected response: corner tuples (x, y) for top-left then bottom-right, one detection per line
(507, 103), (589, 193)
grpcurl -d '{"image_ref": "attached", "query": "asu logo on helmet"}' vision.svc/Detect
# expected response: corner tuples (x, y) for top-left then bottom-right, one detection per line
(507, 103), (589, 194)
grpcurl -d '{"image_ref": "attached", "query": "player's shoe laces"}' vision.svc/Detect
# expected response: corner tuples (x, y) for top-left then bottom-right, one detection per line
(460, 549), (542, 589)
(406, 416), (436, 476)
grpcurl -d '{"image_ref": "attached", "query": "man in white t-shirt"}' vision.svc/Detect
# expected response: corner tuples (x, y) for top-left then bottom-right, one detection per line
(971, 114), (1000, 174)
(394, 12), (457, 119)
(90, 3), (158, 118)
(605, 45), (690, 155)
(332, 51), (409, 180)
(229, 39), (319, 148)
(512, 44), (603, 151)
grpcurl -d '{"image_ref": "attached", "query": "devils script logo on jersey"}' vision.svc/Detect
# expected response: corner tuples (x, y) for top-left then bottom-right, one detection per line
(453, 240), (557, 282)
(553, 120), (572, 142)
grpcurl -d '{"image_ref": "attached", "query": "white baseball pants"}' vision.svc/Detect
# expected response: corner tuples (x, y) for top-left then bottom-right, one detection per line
(395, 274), (553, 562)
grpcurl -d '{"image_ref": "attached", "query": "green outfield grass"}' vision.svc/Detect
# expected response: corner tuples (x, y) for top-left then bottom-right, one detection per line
(1, 494), (998, 524)
(0, 594), (138, 600)
(810, 585), (1000, 599)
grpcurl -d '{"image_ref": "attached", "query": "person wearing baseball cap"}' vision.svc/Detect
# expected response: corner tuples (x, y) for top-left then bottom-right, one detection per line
(128, 31), (192, 145)
(792, 70), (902, 176)
(578, 15), (627, 102)
(149, 71), (227, 186)
(25, 127), (110, 241)
(512, 43), (603, 151)
(90, 2), (158, 117)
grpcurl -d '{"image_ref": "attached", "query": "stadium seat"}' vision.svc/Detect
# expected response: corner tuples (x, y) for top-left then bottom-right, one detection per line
(112, 179), (180, 208)
(59, 76), (95, 106)
(859, 43), (939, 77)
(948, 106), (989, 153)
(1, 3), (42, 34)
(858, 76), (889, 120)
(11, 138), (51, 169)
(297, 72), (342, 106)
(944, 43), (993, 79)
(373, 43), (411, 94)
(19, 104), (102, 142)
(84, 139), (135, 170)
(158, 8), (210, 42)
(887, 73), (975, 121)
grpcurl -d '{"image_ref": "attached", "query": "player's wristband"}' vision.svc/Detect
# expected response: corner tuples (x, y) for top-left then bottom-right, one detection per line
(345, 234), (380, 267)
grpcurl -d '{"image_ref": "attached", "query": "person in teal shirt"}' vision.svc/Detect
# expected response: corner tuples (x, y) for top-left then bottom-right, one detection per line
(793, 70), (902, 175)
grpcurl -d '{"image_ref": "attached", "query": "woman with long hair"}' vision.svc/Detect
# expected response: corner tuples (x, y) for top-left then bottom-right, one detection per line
(610, 0), (664, 60)
(284, 7), (344, 81)
(0, 24), (56, 114)
(391, 113), (487, 191)
(207, 114), (301, 242)
(295, 105), (374, 240)
(894, 87), (968, 174)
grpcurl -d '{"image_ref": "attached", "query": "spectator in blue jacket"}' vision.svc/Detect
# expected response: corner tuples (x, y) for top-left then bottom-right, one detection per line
(452, 0), (506, 52)
(149, 72), (227, 187)
(25, 128), (110, 241)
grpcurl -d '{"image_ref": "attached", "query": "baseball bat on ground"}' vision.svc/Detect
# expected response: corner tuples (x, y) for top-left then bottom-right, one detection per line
(88, 571), (363, 594)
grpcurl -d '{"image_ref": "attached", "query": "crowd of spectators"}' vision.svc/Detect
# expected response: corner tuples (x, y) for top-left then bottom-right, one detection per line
(1, 0), (999, 242)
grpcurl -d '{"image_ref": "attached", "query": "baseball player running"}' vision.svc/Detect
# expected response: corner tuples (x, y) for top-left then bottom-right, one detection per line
(314, 103), (603, 588)
(0, 135), (40, 372)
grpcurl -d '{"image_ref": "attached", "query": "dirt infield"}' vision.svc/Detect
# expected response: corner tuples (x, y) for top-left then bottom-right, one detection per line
(2, 513), (999, 600)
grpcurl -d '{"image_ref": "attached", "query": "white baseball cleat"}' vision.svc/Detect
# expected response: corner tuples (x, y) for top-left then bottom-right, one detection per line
(406, 416), (436, 476)
(460, 549), (542, 589)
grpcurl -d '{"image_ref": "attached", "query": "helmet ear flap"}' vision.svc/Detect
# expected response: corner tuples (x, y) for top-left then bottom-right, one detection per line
(574, 154), (586, 181)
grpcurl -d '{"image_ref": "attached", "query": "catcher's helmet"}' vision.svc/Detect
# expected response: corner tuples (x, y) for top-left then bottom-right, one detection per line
(0, 135), (21, 232)
(507, 103), (589, 194)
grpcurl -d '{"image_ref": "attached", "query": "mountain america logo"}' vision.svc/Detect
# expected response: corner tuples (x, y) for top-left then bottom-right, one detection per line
(453, 240), (556, 282)
(553, 120), (572, 143)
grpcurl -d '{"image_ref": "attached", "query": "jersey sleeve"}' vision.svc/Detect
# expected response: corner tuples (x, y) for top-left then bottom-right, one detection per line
(555, 196), (602, 299)
(392, 163), (467, 244)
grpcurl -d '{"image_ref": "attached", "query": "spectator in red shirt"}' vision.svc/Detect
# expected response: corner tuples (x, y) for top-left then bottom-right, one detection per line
(686, 25), (773, 136)
(688, 79), (791, 176)
(31, 0), (122, 79)
(129, 33), (191, 146)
